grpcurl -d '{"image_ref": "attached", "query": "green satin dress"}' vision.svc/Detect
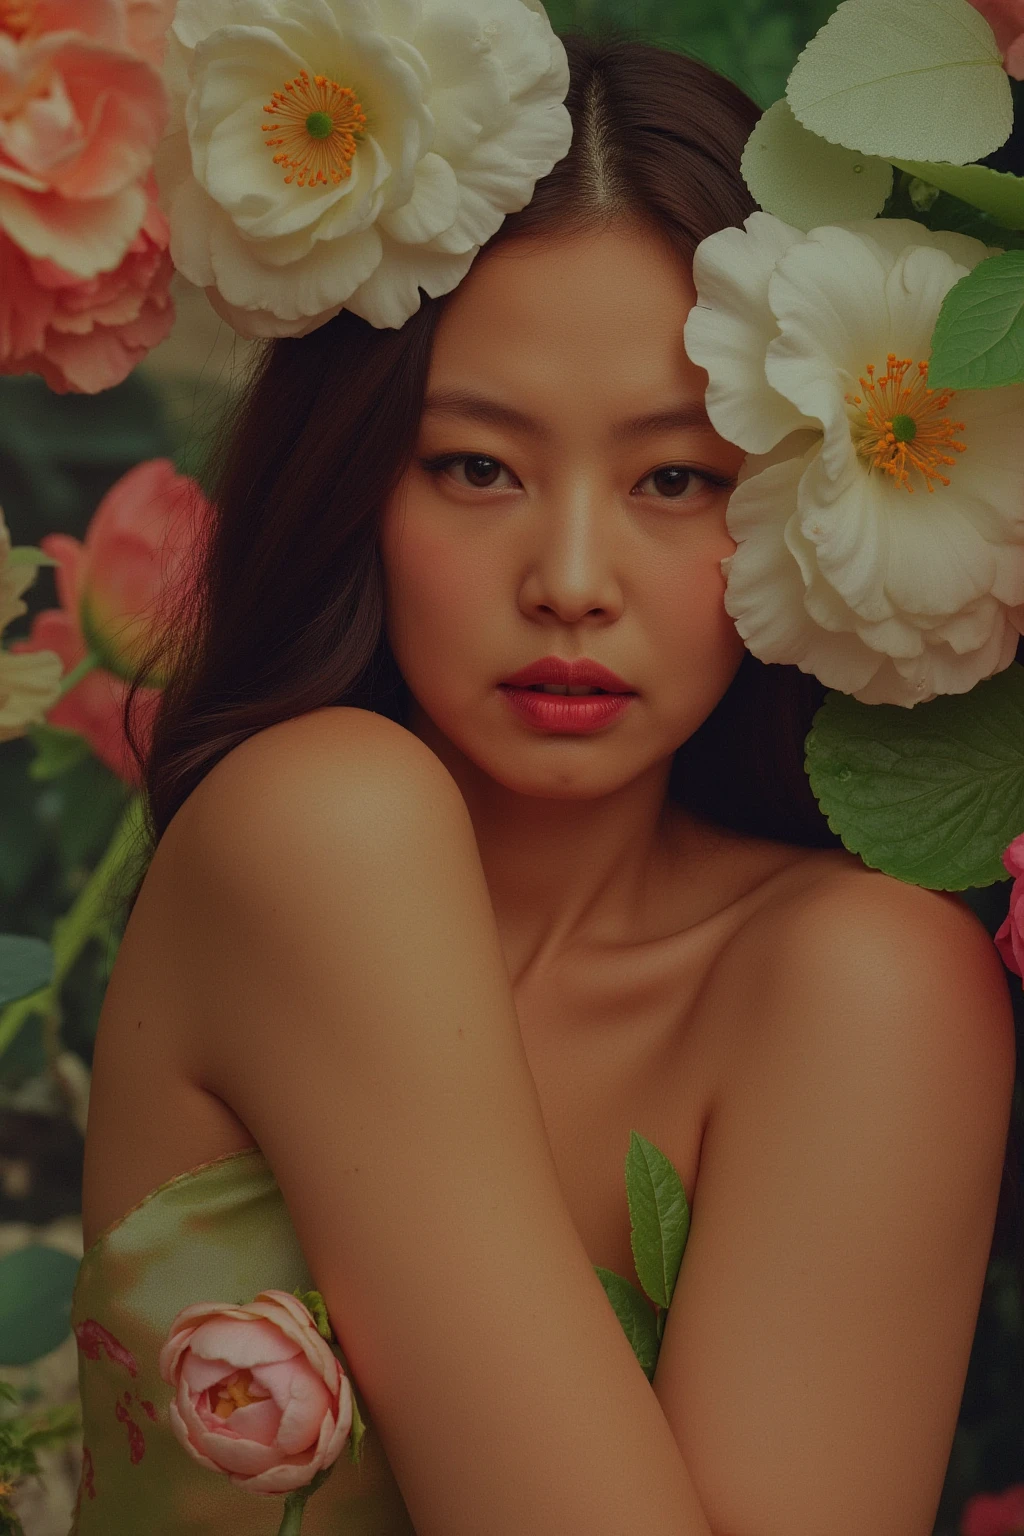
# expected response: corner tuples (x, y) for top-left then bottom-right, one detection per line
(69, 1147), (417, 1535)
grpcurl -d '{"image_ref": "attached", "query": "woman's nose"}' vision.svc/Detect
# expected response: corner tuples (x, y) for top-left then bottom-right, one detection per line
(518, 486), (625, 624)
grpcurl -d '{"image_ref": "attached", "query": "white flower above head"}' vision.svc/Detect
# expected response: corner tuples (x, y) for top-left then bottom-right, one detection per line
(157, 0), (573, 338)
(683, 214), (1024, 708)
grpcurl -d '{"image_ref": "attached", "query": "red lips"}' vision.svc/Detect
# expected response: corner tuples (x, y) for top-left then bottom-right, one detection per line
(499, 655), (634, 692)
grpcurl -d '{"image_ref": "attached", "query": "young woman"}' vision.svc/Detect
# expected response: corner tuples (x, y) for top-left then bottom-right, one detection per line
(73, 29), (1017, 1536)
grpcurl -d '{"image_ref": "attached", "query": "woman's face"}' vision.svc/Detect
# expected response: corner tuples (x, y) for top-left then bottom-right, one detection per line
(379, 221), (748, 802)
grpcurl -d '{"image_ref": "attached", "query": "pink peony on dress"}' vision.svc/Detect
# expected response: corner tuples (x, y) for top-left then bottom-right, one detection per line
(69, 1148), (417, 1534)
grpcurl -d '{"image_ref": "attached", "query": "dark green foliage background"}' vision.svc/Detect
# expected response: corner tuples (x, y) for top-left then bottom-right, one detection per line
(0, 3), (1021, 1531)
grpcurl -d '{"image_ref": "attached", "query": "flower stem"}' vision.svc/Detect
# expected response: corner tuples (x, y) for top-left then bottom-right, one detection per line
(275, 1469), (335, 1536)
(56, 652), (101, 701)
(0, 793), (145, 1060)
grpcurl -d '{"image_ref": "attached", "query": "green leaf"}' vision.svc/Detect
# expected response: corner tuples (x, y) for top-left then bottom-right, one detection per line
(927, 250), (1024, 389)
(0, 936), (53, 1009)
(24, 725), (91, 783)
(741, 100), (892, 229)
(625, 1131), (690, 1310)
(593, 1267), (660, 1381)
(891, 161), (1024, 231)
(786, 0), (1012, 164)
(5, 547), (59, 570)
(804, 666), (1024, 890)
(0, 1247), (79, 1366)
(292, 1290), (333, 1342)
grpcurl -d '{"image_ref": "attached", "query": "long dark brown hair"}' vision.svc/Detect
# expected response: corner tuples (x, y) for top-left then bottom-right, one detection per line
(116, 32), (1022, 1284)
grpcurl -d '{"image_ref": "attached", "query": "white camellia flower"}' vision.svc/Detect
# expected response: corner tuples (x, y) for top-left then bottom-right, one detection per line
(684, 215), (1024, 707)
(157, 0), (572, 337)
(0, 511), (63, 744)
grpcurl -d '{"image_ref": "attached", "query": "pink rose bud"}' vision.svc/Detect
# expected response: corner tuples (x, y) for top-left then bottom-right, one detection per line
(961, 1481), (1024, 1536)
(968, 0), (1024, 78)
(994, 834), (1024, 980)
(159, 1290), (353, 1496)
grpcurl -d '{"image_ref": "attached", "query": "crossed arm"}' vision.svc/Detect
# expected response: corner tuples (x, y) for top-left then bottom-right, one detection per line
(169, 706), (1016, 1536)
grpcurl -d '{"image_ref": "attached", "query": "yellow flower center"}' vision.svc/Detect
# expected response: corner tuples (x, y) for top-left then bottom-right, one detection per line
(845, 354), (966, 494)
(0, 0), (34, 37)
(262, 69), (367, 189)
(212, 1369), (271, 1420)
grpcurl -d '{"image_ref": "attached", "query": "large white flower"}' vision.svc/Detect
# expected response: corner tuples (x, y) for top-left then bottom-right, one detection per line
(0, 510), (63, 744)
(684, 214), (1024, 707)
(157, 0), (572, 336)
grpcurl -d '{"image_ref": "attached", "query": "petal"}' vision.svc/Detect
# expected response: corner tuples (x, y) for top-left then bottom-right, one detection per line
(180, 1354), (236, 1394)
(0, 182), (145, 278)
(252, 1359), (332, 1454)
(207, 212), (383, 321)
(345, 228), (475, 327)
(176, 1387), (287, 1476)
(684, 213), (812, 456)
(221, 1396), (282, 1447)
(724, 446), (885, 694)
(380, 151), (459, 244)
(185, 1316), (301, 1368)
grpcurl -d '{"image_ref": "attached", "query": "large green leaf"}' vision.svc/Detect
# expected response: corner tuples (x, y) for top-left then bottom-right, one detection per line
(0, 1246), (80, 1366)
(786, 0), (1012, 164)
(927, 251), (1024, 390)
(805, 666), (1024, 889)
(625, 1131), (690, 1311)
(0, 934), (53, 1008)
(891, 161), (1024, 231)
(741, 100), (892, 228)
(593, 1267), (660, 1380)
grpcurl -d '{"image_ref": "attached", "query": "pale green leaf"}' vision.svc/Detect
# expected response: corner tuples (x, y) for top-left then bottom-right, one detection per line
(805, 665), (1024, 889)
(625, 1131), (690, 1311)
(6, 546), (59, 569)
(928, 250), (1024, 389)
(741, 100), (892, 229)
(786, 0), (1012, 164)
(892, 160), (1024, 231)
(593, 1266), (660, 1380)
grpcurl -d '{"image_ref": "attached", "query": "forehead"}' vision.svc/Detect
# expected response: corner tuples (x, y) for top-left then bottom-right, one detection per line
(426, 223), (704, 406)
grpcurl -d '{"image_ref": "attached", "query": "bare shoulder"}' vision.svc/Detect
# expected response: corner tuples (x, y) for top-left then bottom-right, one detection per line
(729, 851), (1014, 1054)
(165, 705), (462, 845)
(653, 850), (1016, 1536)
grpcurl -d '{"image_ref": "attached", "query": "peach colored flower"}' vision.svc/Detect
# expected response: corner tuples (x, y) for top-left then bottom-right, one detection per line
(969, 0), (1024, 77)
(961, 1482), (1024, 1536)
(0, 177), (173, 391)
(0, 3), (169, 279)
(6, 459), (211, 784)
(994, 837), (1024, 978)
(159, 1290), (352, 1496)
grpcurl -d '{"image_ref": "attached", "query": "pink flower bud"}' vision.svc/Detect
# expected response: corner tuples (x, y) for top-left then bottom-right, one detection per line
(159, 1290), (353, 1496)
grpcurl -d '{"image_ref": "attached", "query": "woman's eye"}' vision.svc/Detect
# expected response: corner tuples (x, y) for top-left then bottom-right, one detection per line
(635, 466), (722, 501)
(422, 454), (518, 491)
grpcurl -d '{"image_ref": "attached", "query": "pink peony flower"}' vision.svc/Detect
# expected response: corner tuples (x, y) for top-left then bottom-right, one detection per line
(159, 1290), (353, 1496)
(0, 176), (174, 391)
(968, 0), (1024, 78)
(994, 835), (1024, 978)
(0, 1), (169, 279)
(7, 459), (211, 785)
(961, 1482), (1024, 1536)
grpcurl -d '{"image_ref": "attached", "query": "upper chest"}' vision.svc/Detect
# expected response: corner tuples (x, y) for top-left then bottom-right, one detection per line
(509, 919), (740, 1290)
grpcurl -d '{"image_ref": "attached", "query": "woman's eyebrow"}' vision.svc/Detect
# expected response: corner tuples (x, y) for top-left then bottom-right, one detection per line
(422, 389), (714, 440)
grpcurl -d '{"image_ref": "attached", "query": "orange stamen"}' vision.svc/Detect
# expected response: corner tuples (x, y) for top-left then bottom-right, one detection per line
(211, 1369), (271, 1420)
(845, 353), (966, 494)
(262, 69), (366, 189)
